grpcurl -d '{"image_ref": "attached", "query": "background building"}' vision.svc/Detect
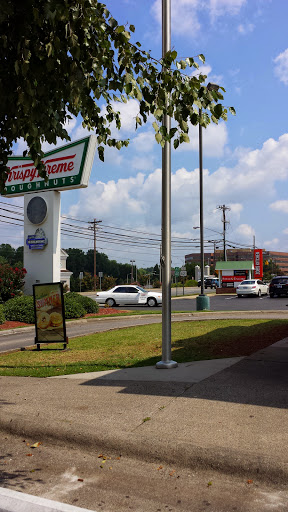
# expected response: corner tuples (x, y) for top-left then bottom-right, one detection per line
(185, 249), (288, 275)
(60, 249), (73, 290)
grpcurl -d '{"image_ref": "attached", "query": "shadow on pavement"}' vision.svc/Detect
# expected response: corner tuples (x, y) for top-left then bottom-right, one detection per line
(80, 349), (288, 409)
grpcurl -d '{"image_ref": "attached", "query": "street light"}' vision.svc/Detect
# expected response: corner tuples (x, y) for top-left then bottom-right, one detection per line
(196, 83), (219, 311)
(156, 0), (177, 369)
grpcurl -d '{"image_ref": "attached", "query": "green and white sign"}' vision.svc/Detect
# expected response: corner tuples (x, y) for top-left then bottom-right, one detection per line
(174, 267), (180, 277)
(3, 136), (97, 197)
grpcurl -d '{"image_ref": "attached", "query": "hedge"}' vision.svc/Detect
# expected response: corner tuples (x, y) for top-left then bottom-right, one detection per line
(4, 296), (35, 324)
(0, 304), (5, 324)
(3, 293), (98, 324)
(65, 292), (99, 314)
(64, 294), (86, 319)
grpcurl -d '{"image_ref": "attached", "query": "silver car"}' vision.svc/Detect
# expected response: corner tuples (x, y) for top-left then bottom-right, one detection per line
(95, 285), (162, 307)
(236, 279), (269, 298)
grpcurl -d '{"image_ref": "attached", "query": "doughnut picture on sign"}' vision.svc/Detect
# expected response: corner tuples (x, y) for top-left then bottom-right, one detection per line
(33, 282), (66, 345)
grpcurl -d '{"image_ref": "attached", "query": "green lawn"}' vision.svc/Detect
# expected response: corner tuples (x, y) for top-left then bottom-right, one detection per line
(0, 319), (287, 378)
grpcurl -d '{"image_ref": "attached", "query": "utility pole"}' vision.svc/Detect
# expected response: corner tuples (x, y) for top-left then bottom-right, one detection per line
(217, 205), (230, 261)
(130, 260), (135, 283)
(88, 219), (102, 291)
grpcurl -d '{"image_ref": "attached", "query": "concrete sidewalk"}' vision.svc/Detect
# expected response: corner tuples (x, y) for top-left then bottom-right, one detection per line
(1, 336), (287, 488)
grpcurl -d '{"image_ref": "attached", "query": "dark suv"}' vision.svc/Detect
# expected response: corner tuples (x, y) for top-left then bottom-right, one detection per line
(198, 278), (219, 289)
(269, 276), (288, 297)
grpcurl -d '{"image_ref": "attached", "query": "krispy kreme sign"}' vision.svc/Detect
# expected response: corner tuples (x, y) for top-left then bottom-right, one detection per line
(3, 135), (96, 197)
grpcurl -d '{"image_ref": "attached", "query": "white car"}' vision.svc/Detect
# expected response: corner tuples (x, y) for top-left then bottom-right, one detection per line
(236, 279), (269, 298)
(95, 285), (162, 307)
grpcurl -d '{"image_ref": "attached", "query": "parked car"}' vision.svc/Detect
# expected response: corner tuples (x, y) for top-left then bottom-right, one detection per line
(205, 278), (219, 289)
(236, 279), (269, 297)
(198, 278), (219, 289)
(269, 276), (288, 297)
(95, 285), (162, 307)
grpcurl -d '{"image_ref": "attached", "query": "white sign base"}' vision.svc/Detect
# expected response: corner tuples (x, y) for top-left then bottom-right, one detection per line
(24, 191), (61, 295)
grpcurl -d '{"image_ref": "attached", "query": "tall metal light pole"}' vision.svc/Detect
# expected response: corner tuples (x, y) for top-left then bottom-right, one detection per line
(196, 83), (219, 310)
(156, 0), (177, 369)
(196, 112), (210, 311)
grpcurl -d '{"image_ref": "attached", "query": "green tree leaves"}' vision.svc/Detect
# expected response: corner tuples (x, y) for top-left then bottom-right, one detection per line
(0, 1), (235, 192)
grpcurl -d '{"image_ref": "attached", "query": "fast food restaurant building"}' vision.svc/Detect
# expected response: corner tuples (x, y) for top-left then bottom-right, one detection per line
(215, 261), (254, 293)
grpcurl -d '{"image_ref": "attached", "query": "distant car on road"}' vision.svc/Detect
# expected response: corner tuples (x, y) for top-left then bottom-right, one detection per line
(95, 285), (162, 307)
(198, 278), (219, 289)
(236, 279), (269, 298)
(269, 276), (288, 297)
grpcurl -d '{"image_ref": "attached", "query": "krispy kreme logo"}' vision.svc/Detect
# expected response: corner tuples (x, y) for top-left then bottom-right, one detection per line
(7, 154), (76, 184)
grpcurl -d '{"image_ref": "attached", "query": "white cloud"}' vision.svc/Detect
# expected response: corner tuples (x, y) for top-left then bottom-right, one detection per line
(237, 22), (255, 35)
(178, 121), (228, 157)
(191, 64), (212, 78)
(274, 49), (288, 85)
(13, 138), (28, 156)
(234, 223), (255, 240)
(270, 200), (288, 214)
(101, 99), (141, 136)
(264, 238), (280, 248)
(209, 0), (247, 21)
(151, 0), (246, 36)
(151, 0), (201, 37)
(69, 174), (147, 222)
(131, 156), (155, 171)
(229, 203), (243, 217)
(132, 131), (155, 153)
(62, 132), (288, 258)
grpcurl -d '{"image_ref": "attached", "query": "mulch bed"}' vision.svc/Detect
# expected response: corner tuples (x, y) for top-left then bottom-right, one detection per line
(0, 321), (32, 330)
(85, 308), (130, 317)
(0, 309), (129, 330)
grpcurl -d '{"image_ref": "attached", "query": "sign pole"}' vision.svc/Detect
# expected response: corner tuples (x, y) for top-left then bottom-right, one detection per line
(156, 0), (177, 369)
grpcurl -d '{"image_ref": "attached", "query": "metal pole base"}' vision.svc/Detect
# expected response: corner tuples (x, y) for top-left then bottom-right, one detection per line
(156, 360), (178, 369)
(196, 294), (210, 311)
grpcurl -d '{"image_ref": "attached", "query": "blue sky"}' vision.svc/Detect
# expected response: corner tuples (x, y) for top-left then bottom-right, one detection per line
(4, 0), (288, 270)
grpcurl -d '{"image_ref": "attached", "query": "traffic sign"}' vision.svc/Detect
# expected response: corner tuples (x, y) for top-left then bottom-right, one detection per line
(174, 267), (180, 276)
(180, 270), (187, 277)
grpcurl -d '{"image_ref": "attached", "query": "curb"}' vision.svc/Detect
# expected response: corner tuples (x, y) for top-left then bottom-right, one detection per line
(1, 410), (287, 486)
(0, 487), (95, 512)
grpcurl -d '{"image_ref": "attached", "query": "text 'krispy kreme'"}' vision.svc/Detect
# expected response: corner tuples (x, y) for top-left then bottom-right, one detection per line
(7, 154), (76, 184)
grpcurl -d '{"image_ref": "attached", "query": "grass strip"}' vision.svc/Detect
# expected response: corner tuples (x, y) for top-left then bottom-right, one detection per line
(0, 318), (287, 378)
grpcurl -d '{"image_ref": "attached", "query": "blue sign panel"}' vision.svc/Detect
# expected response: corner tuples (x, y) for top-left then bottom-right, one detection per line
(26, 228), (48, 250)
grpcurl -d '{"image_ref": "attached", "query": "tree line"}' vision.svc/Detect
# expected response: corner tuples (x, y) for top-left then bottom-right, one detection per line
(0, 244), (281, 291)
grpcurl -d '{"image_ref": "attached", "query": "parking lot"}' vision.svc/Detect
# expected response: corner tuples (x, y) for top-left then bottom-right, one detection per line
(103, 292), (288, 312)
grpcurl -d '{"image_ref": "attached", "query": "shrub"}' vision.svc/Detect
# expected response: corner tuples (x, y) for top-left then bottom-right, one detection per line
(65, 292), (99, 314)
(78, 295), (99, 314)
(0, 264), (27, 302)
(0, 304), (5, 324)
(185, 279), (198, 287)
(102, 276), (116, 290)
(4, 296), (34, 324)
(64, 294), (86, 319)
(81, 272), (95, 291)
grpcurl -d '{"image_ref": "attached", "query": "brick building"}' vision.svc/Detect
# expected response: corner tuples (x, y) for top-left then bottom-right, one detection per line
(185, 249), (288, 274)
